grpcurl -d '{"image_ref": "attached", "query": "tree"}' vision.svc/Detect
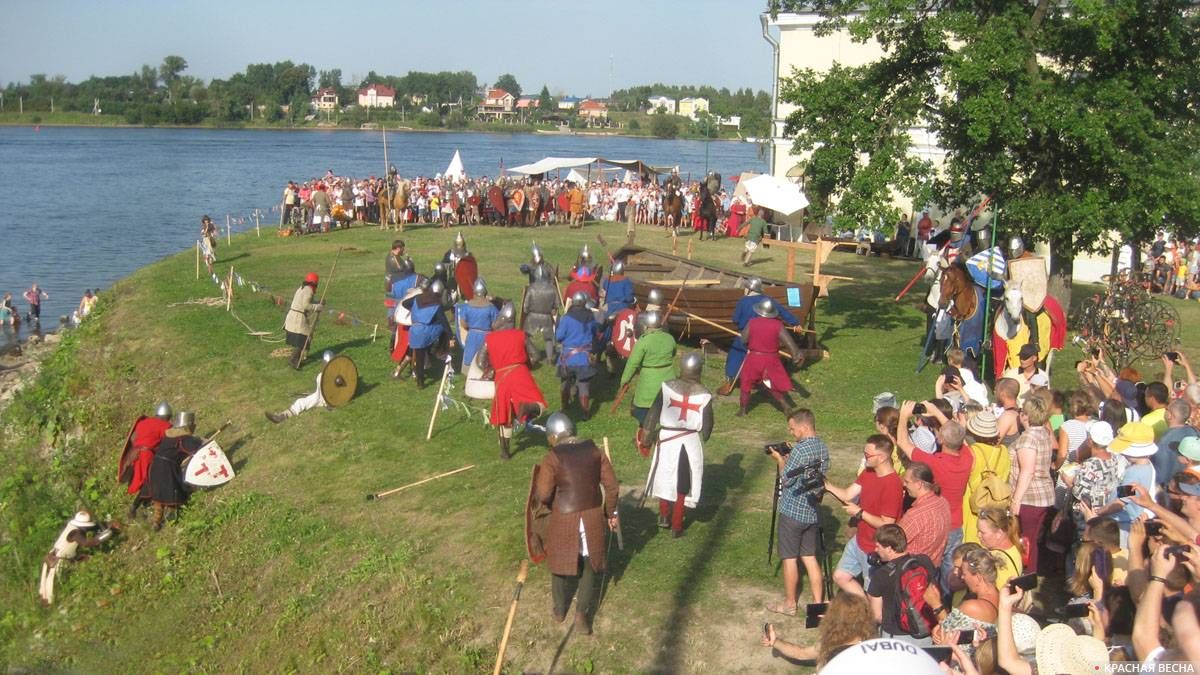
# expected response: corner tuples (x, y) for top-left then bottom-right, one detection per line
(775, 0), (1200, 302)
(318, 69), (342, 90)
(537, 85), (554, 112)
(650, 112), (678, 139)
(160, 56), (187, 84)
(494, 74), (521, 100)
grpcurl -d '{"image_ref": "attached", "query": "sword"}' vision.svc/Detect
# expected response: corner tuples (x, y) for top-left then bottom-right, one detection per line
(602, 437), (624, 551)
(637, 439), (662, 511)
(767, 465), (780, 565)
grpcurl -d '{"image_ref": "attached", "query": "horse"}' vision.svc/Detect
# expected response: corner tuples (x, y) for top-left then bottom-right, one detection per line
(662, 185), (684, 233)
(696, 181), (718, 240)
(920, 262), (992, 372)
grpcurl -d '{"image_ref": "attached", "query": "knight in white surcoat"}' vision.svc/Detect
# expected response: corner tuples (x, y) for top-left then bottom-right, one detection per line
(640, 351), (713, 538)
(39, 511), (115, 605)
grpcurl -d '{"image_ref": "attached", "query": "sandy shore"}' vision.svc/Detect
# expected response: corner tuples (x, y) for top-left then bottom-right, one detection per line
(0, 332), (62, 411)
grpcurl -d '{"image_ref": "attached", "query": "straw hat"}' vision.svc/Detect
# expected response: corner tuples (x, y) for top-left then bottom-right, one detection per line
(68, 511), (97, 529)
(1035, 623), (1109, 675)
(1110, 422), (1157, 457)
(967, 410), (999, 438)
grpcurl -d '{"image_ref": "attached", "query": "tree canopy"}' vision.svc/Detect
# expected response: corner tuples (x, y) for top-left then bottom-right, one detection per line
(774, 0), (1200, 289)
(494, 74), (522, 100)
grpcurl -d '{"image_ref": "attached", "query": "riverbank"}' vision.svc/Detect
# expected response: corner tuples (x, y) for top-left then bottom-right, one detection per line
(0, 331), (63, 411)
(1, 220), (1147, 671)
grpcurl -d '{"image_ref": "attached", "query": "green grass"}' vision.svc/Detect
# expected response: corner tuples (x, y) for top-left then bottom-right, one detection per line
(2, 221), (1197, 672)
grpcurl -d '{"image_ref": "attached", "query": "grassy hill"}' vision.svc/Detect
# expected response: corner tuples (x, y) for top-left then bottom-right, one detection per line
(2, 221), (1194, 672)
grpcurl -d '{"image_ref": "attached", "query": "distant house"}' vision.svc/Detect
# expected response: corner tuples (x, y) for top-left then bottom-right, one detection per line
(478, 87), (516, 121)
(515, 97), (541, 110)
(311, 87), (339, 112)
(717, 115), (742, 129)
(678, 97), (710, 120)
(357, 83), (396, 108)
(647, 95), (675, 114)
(578, 99), (608, 121)
(557, 96), (582, 111)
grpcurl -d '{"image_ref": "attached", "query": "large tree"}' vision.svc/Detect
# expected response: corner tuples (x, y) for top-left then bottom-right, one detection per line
(774, 0), (1200, 300)
(494, 74), (521, 100)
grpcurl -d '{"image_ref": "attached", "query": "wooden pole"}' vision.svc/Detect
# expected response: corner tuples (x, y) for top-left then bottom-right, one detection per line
(255, 209), (261, 238)
(225, 214), (231, 246)
(226, 266), (234, 311)
(366, 464), (476, 500)
(195, 240), (200, 279)
(426, 356), (452, 440)
(279, 201), (285, 229)
(372, 324), (378, 343)
(602, 437), (624, 551)
(492, 560), (530, 675)
(381, 127), (391, 230)
(687, 238), (694, 260)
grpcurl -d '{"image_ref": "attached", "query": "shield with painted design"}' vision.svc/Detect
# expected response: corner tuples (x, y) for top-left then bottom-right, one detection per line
(116, 416), (143, 483)
(1008, 256), (1048, 313)
(183, 441), (235, 487)
(525, 464), (550, 565)
(611, 307), (638, 358)
(320, 355), (359, 408)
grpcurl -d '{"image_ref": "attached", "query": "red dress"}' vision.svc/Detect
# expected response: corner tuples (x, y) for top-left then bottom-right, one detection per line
(127, 417), (172, 495)
(740, 316), (793, 394)
(485, 329), (547, 425)
(725, 201), (746, 237)
(391, 324), (410, 363)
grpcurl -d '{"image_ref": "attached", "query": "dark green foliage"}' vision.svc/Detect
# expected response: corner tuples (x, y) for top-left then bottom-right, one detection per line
(650, 113), (678, 139)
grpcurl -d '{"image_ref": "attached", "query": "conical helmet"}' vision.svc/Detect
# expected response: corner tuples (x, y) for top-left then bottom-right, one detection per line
(531, 242), (543, 265)
(454, 231), (467, 252)
(473, 278), (488, 297)
(154, 401), (172, 420)
(647, 288), (664, 307)
(579, 244), (592, 263)
(545, 411), (575, 445)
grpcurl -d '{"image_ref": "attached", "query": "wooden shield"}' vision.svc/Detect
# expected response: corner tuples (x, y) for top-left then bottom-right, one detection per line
(116, 416), (144, 483)
(487, 186), (505, 214)
(184, 441), (235, 487)
(320, 355), (359, 408)
(611, 308), (638, 358)
(525, 465), (550, 565)
(1008, 256), (1048, 313)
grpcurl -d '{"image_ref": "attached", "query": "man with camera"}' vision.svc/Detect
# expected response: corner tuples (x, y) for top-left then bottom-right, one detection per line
(766, 409), (831, 615)
(866, 524), (939, 647)
(824, 434), (905, 598)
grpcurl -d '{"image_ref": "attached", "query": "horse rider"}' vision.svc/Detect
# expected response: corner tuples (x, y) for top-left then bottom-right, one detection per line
(284, 272), (324, 370)
(641, 351), (713, 538)
(533, 412), (619, 636)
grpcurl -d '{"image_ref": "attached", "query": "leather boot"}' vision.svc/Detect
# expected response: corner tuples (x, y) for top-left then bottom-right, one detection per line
(575, 611), (593, 636)
(498, 434), (511, 461)
(265, 410), (288, 424)
(560, 384), (572, 411)
(579, 395), (590, 420)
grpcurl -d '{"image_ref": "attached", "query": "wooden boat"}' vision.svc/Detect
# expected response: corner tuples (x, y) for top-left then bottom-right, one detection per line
(614, 245), (820, 356)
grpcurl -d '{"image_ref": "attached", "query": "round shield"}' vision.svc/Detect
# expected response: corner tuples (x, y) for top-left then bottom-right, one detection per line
(117, 416), (143, 483)
(611, 307), (638, 358)
(526, 465), (550, 565)
(320, 355), (359, 408)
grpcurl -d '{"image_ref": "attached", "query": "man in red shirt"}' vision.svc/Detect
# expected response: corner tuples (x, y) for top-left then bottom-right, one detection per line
(123, 402), (174, 518)
(824, 434), (905, 597)
(737, 298), (803, 417)
(479, 303), (547, 460)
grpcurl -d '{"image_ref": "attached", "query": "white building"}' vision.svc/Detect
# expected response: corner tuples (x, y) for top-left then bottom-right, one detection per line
(647, 95), (675, 114)
(357, 84), (396, 108)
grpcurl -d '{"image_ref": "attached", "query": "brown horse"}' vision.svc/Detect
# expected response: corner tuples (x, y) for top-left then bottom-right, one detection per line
(936, 264), (978, 320)
(925, 262), (990, 368)
(662, 187), (684, 232)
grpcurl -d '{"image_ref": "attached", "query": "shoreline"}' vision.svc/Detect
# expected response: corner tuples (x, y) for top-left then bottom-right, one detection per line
(0, 330), (62, 412)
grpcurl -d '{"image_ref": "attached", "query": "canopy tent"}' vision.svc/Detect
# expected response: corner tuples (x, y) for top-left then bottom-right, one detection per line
(444, 149), (466, 181)
(565, 168), (588, 184)
(507, 156), (672, 177)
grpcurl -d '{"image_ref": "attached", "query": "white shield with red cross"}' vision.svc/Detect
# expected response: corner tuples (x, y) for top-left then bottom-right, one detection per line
(184, 441), (235, 487)
(612, 308), (637, 358)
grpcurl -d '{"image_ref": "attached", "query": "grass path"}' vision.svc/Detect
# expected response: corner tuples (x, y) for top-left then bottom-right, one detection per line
(3, 220), (1196, 672)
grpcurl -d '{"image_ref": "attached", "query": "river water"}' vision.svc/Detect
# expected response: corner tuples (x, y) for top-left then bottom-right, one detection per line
(0, 126), (766, 345)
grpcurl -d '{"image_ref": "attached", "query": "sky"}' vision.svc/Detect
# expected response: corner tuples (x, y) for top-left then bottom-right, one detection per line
(0, 1), (774, 96)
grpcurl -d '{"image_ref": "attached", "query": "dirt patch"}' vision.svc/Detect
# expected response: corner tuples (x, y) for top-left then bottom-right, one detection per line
(0, 332), (61, 410)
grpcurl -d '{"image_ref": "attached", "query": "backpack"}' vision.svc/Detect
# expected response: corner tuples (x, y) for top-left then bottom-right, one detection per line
(895, 555), (936, 639)
(970, 444), (1012, 514)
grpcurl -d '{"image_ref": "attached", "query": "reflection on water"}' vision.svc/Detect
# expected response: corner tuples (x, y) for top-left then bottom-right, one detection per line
(0, 127), (766, 333)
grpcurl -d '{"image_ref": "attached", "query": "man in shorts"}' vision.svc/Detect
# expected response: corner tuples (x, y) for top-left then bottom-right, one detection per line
(741, 206), (771, 267)
(766, 408), (831, 615)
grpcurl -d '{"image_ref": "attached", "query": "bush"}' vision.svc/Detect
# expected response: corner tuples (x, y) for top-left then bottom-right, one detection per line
(650, 114), (678, 139)
(446, 111), (467, 129)
(628, 119), (640, 131)
(415, 111), (442, 128)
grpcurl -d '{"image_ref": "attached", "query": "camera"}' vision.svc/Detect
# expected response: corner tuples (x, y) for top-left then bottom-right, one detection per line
(912, 403), (927, 415)
(764, 441), (792, 456)
(1166, 351), (1181, 363)
(1165, 544), (1189, 561)
(867, 552), (883, 568)
(1144, 521), (1166, 537)
(1116, 485), (1136, 498)
(786, 461), (826, 494)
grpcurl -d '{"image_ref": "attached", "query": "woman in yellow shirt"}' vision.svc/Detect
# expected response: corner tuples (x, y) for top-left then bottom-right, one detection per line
(962, 411), (1012, 545)
(977, 506), (1024, 588)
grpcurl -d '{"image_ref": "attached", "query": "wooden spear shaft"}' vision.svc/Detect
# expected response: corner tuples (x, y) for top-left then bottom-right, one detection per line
(195, 240), (200, 279)
(425, 356), (453, 440)
(300, 247), (343, 362)
(367, 464), (476, 500)
(492, 560), (529, 675)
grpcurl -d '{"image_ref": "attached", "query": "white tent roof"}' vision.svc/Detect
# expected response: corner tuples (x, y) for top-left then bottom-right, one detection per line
(507, 156), (671, 176)
(565, 169), (588, 184)
(444, 149), (466, 180)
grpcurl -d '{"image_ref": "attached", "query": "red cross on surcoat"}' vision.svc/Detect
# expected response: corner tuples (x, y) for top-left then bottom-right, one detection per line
(667, 394), (702, 421)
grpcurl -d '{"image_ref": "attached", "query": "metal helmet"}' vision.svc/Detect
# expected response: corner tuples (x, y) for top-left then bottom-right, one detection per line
(173, 411), (196, 429)
(433, 262), (446, 276)
(679, 352), (704, 382)
(429, 279), (446, 296)
(974, 229), (992, 252)
(496, 301), (517, 327)
(453, 231), (467, 251)
(154, 401), (172, 420)
(531, 242), (543, 265)
(646, 288), (665, 307)
(1008, 236), (1025, 259)
(571, 291), (590, 308)
(472, 278), (488, 297)
(753, 297), (779, 318)
(579, 244), (592, 263)
(611, 259), (625, 276)
(414, 274), (430, 290)
(637, 310), (662, 336)
(545, 411), (575, 445)
(745, 277), (764, 294)
(322, 350), (336, 363)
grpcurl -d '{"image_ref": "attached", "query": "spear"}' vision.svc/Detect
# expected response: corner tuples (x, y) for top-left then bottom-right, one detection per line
(299, 247), (343, 364)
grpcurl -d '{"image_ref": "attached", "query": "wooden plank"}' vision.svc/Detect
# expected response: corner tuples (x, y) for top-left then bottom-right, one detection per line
(646, 279), (722, 287)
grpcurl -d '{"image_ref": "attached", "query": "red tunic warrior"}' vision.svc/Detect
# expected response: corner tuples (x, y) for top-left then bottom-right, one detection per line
(479, 303), (547, 459)
(738, 298), (803, 417)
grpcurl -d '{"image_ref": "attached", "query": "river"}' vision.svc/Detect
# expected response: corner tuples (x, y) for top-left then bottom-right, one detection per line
(0, 126), (766, 345)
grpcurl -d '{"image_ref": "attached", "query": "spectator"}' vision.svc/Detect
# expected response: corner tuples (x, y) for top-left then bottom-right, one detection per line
(867, 524), (939, 646)
(816, 637), (945, 675)
(1154, 399), (1197, 491)
(1063, 423), (1124, 535)
(0, 292), (14, 326)
(760, 591), (876, 665)
(1141, 381), (1170, 439)
(897, 461), (952, 567)
(1009, 394), (1056, 576)
(1132, 545), (1199, 663)
(825, 434), (905, 597)
(1162, 350), (1196, 393)
(931, 545), (1000, 656)
(963, 410), (1010, 546)
(976, 506), (1025, 588)
(994, 378), (1023, 448)
(997, 586), (1110, 675)
(766, 409), (831, 615)
(23, 283), (48, 323)
(1081, 422), (1158, 547)
(1057, 391), (1096, 466)
(1002, 344), (1048, 404)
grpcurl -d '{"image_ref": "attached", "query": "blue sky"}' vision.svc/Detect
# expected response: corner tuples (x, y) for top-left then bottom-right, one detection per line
(1, 1), (774, 95)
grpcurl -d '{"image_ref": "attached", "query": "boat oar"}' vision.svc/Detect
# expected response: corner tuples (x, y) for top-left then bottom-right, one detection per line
(366, 464), (476, 501)
(675, 308), (798, 358)
(492, 560), (529, 675)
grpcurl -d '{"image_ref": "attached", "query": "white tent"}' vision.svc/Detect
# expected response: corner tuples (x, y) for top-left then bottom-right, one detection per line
(565, 168), (589, 184)
(444, 149), (466, 181)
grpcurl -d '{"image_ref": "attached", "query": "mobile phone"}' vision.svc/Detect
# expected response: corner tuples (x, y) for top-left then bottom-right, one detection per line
(1165, 545), (1189, 561)
(1144, 521), (1166, 537)
(1008, 573), (1038, 592)
(1167, 351), (1181, 363)
(805, 602), (828, 629)
(762, 622), (771, 639)
(1063, 604), (1092, 619)
(957, 630), (975, 644)
(923, 646), (953, 664)
(1116, 485), (1136, 498)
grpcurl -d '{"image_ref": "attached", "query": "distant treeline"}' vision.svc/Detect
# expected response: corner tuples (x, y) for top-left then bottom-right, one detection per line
(1, 56), (769, 134)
